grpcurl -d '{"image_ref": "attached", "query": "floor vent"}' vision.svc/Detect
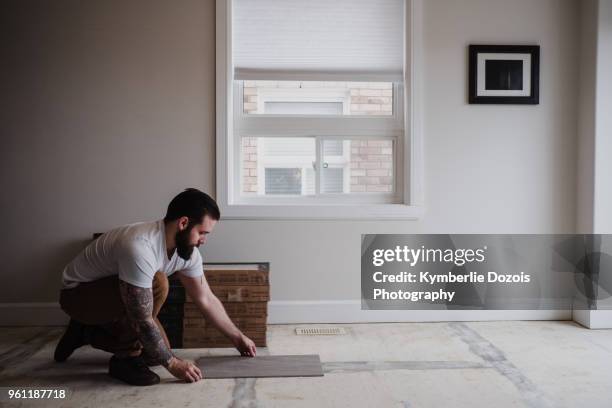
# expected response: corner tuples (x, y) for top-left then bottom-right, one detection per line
(295, 327), (347, 336)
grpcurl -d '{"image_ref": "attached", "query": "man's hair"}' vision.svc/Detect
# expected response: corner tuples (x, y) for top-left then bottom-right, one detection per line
(164, 188), (220, 224)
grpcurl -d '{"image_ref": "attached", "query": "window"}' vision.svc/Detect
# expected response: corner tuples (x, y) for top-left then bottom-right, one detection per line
(241, 136), (396, 197)
(216, 0), (424, 219)
(247, 137), (316, 195)
(245, 82), (352, 115)
(242, 81), (393, 116)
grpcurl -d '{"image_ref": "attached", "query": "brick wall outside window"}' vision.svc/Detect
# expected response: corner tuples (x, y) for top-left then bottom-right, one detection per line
(241, 81), (393, 194)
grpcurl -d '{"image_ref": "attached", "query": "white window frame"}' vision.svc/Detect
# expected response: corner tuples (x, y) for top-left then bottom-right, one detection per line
(236, 83), (402, 204)
(216, 0), (424, 220)
(321, 139), (352, 194)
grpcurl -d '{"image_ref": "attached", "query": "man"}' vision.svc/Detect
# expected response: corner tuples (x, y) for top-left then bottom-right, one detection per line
(54, 188), (256, 386)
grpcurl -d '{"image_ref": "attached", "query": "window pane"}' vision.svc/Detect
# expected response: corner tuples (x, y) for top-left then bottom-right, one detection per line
(265, 101), (343, 115)
(322, 138), (394, 194)
(241, 137), (393, 196)
(241, 137), (316, 195)
(242, 81), (392, 116)
(265, 168), (302, 194)
(321, 168), (344, 193)
(323, 139), (344, 156)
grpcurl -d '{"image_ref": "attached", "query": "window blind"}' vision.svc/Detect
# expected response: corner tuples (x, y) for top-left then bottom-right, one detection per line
(233, 0), (405, 82)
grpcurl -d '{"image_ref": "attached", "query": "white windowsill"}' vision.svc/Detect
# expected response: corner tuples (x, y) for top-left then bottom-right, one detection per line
(220, 203), (424, 220)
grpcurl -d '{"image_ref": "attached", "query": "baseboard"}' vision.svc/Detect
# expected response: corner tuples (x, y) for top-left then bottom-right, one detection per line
(0, 303), (69, 326)
(0, 301), (573, 327)
(267, 300), (572, 324)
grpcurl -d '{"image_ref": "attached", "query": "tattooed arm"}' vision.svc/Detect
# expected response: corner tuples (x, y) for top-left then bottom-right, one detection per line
(118, 280), (174, 365)
(119, 280), (202, 382)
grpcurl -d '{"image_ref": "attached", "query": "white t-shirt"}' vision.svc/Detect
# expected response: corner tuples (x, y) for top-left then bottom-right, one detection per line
(61, 220), (203, 289)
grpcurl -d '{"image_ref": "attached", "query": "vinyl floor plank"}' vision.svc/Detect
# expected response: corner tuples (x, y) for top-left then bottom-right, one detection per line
(197, 354), (324, 378)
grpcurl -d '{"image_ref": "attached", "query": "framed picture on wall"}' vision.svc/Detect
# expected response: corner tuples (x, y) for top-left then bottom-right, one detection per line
(468, 44), (540, 104)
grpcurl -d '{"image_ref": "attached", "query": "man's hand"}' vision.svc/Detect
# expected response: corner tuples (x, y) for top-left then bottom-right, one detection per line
(232, 332), (257, 357)
(167, 357), (203, 382)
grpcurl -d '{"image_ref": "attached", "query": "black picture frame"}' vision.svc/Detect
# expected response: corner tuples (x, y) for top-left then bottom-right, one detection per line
(468, 44), (540, 105)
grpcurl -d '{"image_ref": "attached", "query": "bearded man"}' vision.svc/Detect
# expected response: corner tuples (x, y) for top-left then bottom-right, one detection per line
(54, 188), (256, 386)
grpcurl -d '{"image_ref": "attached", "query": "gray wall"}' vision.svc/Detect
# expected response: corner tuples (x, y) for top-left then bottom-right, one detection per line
(1, 0), (580, 305)
(1, 0), (215, 302)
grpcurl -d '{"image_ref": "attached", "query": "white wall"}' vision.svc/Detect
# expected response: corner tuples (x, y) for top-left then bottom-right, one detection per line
(209, 0), (580, 304)
(1, 0), (580, 321)
(577, 0), (598, 234)
(574, 0), (612, 328)
(594, 0), (612, 234)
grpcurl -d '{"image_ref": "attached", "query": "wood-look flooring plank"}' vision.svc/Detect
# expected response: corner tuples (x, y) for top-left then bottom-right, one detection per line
(196, 354), (323, 378)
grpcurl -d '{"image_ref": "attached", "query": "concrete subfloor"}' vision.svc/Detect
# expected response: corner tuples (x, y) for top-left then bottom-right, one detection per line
(0, 321), (611, 407)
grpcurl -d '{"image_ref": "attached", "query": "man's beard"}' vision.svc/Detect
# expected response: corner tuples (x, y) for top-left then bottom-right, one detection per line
(175, 228), (195, 260)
